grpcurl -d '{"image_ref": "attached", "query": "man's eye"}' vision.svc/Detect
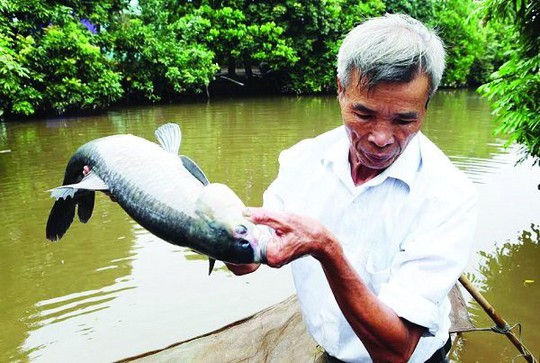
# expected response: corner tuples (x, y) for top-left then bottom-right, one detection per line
(355, 113), (372, 120)
(396, 119), (415, 125)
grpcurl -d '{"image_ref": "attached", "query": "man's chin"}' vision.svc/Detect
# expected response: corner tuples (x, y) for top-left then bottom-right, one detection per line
(360, 153), (396, 170)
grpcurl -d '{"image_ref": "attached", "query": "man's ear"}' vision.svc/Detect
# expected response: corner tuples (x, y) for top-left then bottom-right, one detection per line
(337, 77), (343, 96)
(425, 97), (431, 110)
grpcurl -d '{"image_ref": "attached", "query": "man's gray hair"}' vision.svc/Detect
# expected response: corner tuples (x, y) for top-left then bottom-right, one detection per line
(337, 13), (445, 99)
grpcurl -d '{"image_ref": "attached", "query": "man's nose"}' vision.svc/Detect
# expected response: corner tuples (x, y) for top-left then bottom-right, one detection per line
(368, 124), (394, 147)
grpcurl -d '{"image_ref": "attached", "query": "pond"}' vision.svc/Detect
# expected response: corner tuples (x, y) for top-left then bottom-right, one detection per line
(0, 90), (538, 362)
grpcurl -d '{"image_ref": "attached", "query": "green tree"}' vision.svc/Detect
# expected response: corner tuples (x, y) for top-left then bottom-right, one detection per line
(177, 5), (298, 78)
(25, 22), (123, 114)
(3, 0), (524, 117)
(0, 1), (125, 116)
(478, 0), (539, 164)
(0, 30), (39, 116)
(428, 0), (484, 88)
(243, 0), (385, 93)
(384, 0), (435, 22)
(466, 19), (516, 87)
(141, 1), (299, 79)
(119, 1), (296, 101)
(104, 16), (218, 102)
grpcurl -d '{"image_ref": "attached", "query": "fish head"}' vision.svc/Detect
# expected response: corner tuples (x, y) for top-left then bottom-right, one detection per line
(224, 218), (269, 264)
(196, 183), (268, 264)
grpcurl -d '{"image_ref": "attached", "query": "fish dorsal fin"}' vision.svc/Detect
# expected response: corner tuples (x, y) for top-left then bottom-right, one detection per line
(181, 155), (209, 186)
(48, 171), (109, 200)
(155, 123), (181, 154)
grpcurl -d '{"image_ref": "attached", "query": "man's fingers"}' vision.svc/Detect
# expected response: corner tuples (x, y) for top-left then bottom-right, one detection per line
(244, 207), (292, 232)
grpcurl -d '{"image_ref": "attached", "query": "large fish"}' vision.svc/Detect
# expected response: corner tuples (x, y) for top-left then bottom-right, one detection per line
(45, 123), (268, 273)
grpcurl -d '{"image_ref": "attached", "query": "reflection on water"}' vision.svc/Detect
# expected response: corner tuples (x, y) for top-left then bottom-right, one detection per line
(0, 90), (539, 362)
(455, 225), (540, 362)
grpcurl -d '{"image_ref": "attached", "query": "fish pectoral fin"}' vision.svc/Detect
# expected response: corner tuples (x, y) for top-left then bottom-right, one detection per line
(48, 186), (77, 200)
(181, 155), (209, 185)
(208, 258), (216, 275)
(155, 123), (181, 154)
(48, 171), (109, 200)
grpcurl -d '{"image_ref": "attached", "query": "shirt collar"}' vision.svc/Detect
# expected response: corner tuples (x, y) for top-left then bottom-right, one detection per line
(321, 127), (422, 190)
(383, 132), (421, 188)
(321, 127), (351, 186)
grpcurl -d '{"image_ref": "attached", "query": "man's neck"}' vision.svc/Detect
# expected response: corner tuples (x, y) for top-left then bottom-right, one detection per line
(349, 152), (385, 186)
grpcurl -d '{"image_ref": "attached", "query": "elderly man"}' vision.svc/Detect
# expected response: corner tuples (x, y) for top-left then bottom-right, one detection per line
(227, 14), (477, 363)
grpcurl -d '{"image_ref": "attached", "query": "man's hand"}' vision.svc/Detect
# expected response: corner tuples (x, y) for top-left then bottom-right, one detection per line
(224, 208), (339, 275)
(244, 207), (340, 268)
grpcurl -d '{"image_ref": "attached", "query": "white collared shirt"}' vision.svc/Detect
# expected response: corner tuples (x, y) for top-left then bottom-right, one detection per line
(263, 126), (477, 362)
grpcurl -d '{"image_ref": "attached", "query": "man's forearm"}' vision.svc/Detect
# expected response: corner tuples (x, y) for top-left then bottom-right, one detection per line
(315, 242), (424, 362)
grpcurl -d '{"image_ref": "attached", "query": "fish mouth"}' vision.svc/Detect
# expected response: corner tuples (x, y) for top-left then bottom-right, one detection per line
(232, 223), (271, 264)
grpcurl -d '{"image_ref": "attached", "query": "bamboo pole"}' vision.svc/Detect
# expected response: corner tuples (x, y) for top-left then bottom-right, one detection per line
(458, 274), (538, 363)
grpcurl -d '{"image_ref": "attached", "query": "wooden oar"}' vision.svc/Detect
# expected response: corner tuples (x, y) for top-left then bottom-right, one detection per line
(458, 274), (538, 363)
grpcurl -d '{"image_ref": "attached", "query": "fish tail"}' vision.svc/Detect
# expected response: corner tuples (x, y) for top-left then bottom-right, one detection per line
(46, 190), (96, 241)
(77, 191), (95, 223)
(46, 197), (76, 241)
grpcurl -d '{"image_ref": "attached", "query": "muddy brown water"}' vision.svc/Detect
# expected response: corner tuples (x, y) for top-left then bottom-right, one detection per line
(1, 91), (538, 362)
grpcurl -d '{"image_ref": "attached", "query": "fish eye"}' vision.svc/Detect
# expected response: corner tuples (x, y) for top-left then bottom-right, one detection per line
(235, 224), (248, 236)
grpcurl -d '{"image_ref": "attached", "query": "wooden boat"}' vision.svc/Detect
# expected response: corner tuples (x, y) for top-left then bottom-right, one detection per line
(119, 285), (474, 362)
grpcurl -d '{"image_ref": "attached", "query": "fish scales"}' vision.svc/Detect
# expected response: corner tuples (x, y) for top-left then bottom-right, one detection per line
(85, 135), (202, 216)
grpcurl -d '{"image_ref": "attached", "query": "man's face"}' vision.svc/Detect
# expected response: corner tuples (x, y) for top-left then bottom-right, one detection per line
(338, 69), (430, 182)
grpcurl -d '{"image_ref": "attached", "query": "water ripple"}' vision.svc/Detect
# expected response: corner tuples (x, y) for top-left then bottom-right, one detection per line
(27, 285), (135, 329)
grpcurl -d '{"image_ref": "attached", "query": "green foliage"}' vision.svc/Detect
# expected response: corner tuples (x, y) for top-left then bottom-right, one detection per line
(1, 0), (128, 35)
(467, 20), (517, 87)
(478, 0), (540, 164)
(26, 23), (123, 114)
(0, 33), (40, 115)
(1, 0), (534, 118)
(105, 17), (218, 102)
(110, 1), (295, 102)
(246, 0), (343, 92)
(177, 5), (299, 75)
(384, 0), (435, 22)
(241, 0), (385, 93)
(479, 54), (540, 164)
(481, 0), (539, 56)
(0, 1), (125, 116)
(381, 0), (517, 89)
(428, 0), (484, 88)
